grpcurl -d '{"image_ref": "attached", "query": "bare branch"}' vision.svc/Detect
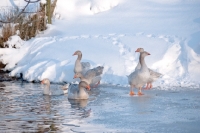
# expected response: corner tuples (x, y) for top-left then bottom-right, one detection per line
(24, 0), (41, 3)
(0, 0), (41, 23)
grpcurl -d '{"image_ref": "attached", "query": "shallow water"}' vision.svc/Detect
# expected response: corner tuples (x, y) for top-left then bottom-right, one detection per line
(0, 81), (200, 132)
(0, 81), (95, 132)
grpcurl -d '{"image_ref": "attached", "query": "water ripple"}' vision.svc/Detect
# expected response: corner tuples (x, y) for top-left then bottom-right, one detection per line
(0, 81), (93, 132)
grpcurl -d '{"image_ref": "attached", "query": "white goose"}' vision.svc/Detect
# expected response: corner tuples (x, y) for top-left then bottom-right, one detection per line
(135, 48), (162, 89)
(74, 66), (104, 88)
(73, 50), (91, 75)
(128, 51), (150, 95)
(68, 81), (90, 100)
(41, 78), (68, 95)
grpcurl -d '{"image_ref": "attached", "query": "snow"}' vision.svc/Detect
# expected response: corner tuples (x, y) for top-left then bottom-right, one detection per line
(0, 0), (200, 89)
(4, 35), (24, 48)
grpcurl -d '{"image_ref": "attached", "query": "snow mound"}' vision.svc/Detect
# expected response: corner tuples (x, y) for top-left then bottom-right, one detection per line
(90, 0), (121, 14)
(4, 35), (24, 49)
(54, 0), (121, 19)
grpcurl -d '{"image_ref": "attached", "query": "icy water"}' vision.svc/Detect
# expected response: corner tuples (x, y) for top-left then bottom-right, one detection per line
(0, 81), (200, 133)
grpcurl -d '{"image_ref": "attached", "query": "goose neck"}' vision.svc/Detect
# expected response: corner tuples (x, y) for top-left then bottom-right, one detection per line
(135, 61), (141, 70)
(139, 53), (147, 69)
(44, 84), (50, 95)
(77, 53), (82, 60)
(79, 87), (87, 94)
(78, 73), (84, 79)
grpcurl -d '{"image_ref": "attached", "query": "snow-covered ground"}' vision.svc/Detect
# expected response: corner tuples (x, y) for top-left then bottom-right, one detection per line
(0, 0), (200, 89)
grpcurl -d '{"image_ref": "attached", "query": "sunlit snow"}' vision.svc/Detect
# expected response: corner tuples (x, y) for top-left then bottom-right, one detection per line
(0, 0), (200, 89)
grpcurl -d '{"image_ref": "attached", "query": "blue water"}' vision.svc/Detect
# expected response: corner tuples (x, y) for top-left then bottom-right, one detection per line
(0, 81), (200, 132)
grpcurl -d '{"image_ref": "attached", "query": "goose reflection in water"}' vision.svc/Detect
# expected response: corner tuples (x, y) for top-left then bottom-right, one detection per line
(68, 99), (91, 118)
(43, 95), (51, 113)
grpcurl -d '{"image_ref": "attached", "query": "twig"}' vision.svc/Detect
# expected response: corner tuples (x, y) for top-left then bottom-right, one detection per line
(0, 0), (41, 23)
(24, 0), (41, 3)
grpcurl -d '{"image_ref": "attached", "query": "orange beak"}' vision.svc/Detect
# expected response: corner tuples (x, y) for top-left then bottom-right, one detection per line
(73, 74), (77, 79)
(41, 81), (44, 84)
(86, 85), (91, 90)
(72, 52), (76, 56)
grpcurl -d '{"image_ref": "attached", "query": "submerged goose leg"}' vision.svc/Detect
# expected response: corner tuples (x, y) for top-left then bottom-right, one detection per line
(138, 87), (144, 95)
(129, 85), (135, 95)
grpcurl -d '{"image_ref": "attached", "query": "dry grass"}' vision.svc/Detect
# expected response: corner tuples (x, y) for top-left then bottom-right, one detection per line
(0, 24), (15, 48)
(0, 4), (46, 48)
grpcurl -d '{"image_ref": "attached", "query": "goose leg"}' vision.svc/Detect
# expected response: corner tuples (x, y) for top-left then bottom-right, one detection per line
(138, 87), (144, 95)
(93, 81), (100, 88)
(149, 83), (153, 89)
(144, 83), (149, 89)
(129, 85), (135, 95)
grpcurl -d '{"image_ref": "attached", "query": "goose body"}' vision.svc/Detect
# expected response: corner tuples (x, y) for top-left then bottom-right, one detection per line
(68, 81), (90, 99)
(128, 51), (150, 95)
(73, 50), (90, 75)
(74, 66), (104, 88)
(73, 50), (104, 88)
(135, 48), (162, 89)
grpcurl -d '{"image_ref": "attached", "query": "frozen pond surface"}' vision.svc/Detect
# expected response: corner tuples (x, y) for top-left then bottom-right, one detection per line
(0, 81), (200, 133)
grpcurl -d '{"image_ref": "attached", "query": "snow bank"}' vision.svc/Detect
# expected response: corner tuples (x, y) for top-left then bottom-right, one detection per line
(1, 33), (199, 88)
(0, 0), (200, 89)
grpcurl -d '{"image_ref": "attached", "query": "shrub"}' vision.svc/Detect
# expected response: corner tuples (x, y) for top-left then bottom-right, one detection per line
(0, 3), (46, 48)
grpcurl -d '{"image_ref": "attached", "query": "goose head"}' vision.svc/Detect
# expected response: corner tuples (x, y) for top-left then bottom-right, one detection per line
(135, 48), (144, 52)
(41, 78), (50, 85)
(73, 50), (82, 56)
(73, 72), (83, 79)
(141, 51), (151, 57)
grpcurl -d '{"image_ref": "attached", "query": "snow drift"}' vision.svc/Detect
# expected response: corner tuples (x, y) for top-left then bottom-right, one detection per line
(0, 0), (200, 89)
